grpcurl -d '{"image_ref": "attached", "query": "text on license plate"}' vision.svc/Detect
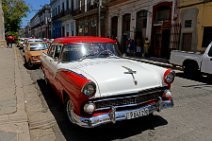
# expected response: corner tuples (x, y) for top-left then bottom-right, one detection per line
(126, 108), (149, 119)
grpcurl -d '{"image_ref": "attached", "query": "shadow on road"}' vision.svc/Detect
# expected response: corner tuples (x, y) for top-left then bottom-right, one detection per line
(37, 79), (168, 141)
(176, 72), (212, 85)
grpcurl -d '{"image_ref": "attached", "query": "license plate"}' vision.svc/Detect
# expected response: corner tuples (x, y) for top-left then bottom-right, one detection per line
(126, 108), (150, 119)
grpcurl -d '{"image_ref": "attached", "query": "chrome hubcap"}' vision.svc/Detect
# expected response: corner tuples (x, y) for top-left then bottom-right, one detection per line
(66, 100), (75, 123)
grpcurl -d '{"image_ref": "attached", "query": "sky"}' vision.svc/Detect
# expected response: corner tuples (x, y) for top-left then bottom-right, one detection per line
(21, 0), (50, 28)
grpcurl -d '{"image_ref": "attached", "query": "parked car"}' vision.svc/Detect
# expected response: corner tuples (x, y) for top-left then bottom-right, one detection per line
(169, 41), (212, 76)
(17, 38), (28, 49)
(24, 42), (48, 69)
(40, 36), (175, 128)
(23, 38), (44, 52)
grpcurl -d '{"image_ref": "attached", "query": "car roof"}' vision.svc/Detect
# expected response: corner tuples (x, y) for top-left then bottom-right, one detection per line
(53, 36), (115, 44)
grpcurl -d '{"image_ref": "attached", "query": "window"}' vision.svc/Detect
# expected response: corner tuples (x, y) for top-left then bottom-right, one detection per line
(185, 20), (192, 28)
(54, 45), (62, 59)
(47, 45), (62, 59)
(61, 43), (118, 62)
(136, 10), (147, 30)
(208, 45), (212, 57)
(48, 45), (55, 57)
(156, 6), (170, 22)
(202, 27), (212, 47)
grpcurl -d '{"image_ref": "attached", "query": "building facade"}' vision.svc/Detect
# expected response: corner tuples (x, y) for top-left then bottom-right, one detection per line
(107, 0), (179, 58)
(179, 0), (212, 51)
(72, 0), (109, 37)
(30, 4), (51, 38)
(51, 0), (76, 38)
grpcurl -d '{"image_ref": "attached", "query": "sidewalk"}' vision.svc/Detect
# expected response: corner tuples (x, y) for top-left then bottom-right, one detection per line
(124, 55), (173, 68)
(0, 46), (30, 141)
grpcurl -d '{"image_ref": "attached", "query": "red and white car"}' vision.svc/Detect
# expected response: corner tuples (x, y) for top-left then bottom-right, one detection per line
(40, 36), (175, 128)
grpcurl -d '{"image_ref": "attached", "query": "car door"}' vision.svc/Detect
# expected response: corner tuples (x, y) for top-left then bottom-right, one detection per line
(47, 44), (63, 90)
(204, 45), (212, 74)
(201, 43), (212, 74)
(41, 45), (53, 83)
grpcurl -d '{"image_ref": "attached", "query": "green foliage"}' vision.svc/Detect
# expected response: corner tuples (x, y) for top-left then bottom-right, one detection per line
(2, 0), (29, 33)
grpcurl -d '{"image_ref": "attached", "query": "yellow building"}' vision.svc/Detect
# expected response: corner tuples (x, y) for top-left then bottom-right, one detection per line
(179, 0), (212, 51)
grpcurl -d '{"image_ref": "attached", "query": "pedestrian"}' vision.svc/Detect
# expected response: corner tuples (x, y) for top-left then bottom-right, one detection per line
(126, 38), (130, 55)
(136, 39), (142, 57)
(143, 37), (150, 57)
(6, 36), (14, 48)
(130, 39), (136, 56)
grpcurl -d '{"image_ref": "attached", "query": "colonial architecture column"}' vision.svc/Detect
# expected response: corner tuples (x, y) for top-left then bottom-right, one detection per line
(130, 11), (136, 40)
(0, 1), (6, 47)
(117, 15), (122, 42)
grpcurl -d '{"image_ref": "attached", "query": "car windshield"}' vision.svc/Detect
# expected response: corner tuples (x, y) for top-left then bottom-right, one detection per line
(61, 42), (119, 62)
(30, 43), (48, 51)
(28, 39), (43, 43)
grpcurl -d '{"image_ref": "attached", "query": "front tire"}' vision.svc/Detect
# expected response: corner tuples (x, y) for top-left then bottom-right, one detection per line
(183, 62), (200, 78)
(65, 98), (76, 124)
(27, 60), (34, 69)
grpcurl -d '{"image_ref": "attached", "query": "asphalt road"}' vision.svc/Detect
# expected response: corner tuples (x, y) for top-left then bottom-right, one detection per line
(18, 48), (212, 141)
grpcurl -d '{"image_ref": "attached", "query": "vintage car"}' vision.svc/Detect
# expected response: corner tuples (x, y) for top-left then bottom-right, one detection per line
(17, 37), (28, 49)
(24, 42), (48, 69)
(40, 36), (175, 128)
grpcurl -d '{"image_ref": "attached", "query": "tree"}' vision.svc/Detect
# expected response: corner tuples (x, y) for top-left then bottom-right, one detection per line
(2, 0), (29, 35)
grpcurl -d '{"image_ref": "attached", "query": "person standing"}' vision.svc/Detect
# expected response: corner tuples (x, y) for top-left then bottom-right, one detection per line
(144, 37), (150, 57)
(136, 39), (142, 57)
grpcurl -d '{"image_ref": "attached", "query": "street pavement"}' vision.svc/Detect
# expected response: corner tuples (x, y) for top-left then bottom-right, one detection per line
(0, 46), (30, 141)
(0, 45), (174, 141)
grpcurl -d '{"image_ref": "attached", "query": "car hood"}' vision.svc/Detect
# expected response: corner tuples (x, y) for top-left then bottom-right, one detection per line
(66, 58), (163, 98)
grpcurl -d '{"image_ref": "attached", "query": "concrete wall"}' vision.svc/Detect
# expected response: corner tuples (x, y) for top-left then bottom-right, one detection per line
(180, 2), (212, 50)
(0, 1), (6, 46)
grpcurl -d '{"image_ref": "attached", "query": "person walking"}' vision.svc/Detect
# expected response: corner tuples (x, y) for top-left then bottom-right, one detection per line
(143, 37), (150, 57)
(6, 35), (14, 48)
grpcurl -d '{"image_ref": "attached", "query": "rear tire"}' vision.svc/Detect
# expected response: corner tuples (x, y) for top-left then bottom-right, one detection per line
(27, 60), (34, 69)
(183, 62), (200, 78)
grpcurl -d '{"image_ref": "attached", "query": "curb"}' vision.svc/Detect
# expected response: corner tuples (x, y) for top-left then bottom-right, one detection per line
(13, 46), (31, 141)
(123, 56), (173, 68)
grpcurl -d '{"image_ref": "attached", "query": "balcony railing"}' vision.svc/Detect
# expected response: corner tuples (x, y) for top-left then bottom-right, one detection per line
(52, 8), (72, 20)
(72, 2), (98, 16)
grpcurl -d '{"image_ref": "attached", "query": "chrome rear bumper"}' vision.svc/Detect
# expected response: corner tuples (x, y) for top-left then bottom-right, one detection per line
(72, 99), (174, 128)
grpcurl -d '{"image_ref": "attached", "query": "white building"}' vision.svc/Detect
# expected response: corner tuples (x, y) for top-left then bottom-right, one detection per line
(107, 0), (179, 58)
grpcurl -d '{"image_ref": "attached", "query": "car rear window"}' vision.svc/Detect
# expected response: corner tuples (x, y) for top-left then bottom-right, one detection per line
(30, 43), (48, 51)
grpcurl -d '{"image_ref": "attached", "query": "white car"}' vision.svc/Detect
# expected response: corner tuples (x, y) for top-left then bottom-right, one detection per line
(40, 36), (175, 128)
(169, 41), (212, 76)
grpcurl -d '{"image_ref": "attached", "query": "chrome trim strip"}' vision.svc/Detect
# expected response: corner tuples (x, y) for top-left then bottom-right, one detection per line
(94, 98), (158, 111)
(92, 88), (165, 103)
(71, 99), (174, 128)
